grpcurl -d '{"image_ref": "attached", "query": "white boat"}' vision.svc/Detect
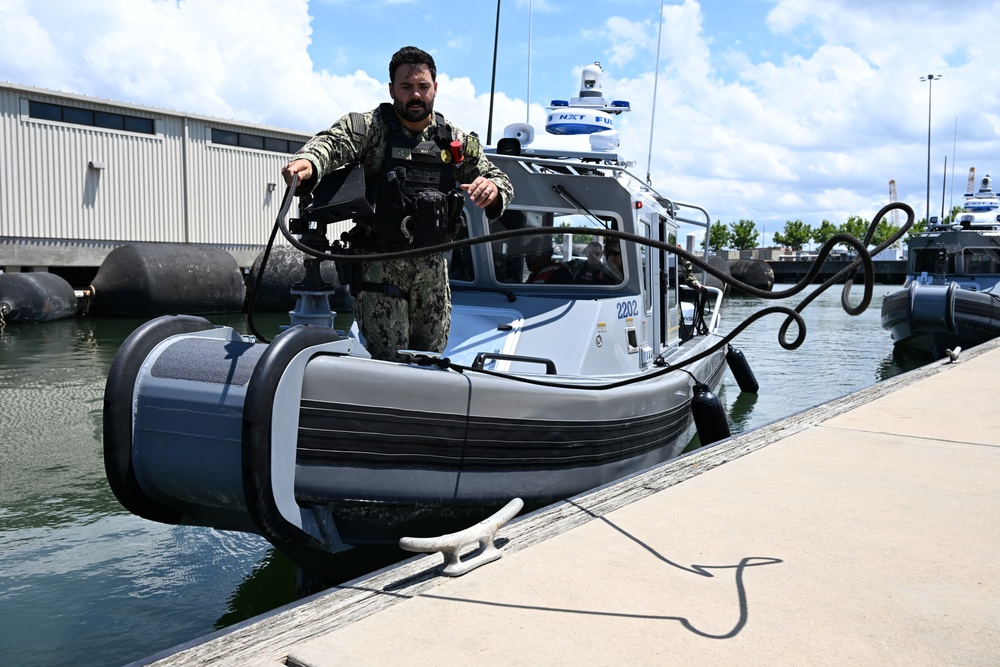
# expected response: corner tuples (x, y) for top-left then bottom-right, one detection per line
(881, 173), (1000, 357)
(103, 64), (750, 575)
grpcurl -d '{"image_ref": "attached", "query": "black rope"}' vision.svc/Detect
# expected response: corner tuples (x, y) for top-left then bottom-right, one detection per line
(246, 174), (301, 343)
(253, 177), (915, 388)
(439, 202), (911, 390)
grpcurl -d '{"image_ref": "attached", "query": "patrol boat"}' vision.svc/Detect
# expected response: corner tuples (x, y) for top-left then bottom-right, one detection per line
(104, 64), (746, 574)
(881, 171), (1000, 357)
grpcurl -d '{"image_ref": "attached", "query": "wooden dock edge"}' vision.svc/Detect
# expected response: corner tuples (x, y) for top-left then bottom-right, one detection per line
(136, 338), (1000, 667)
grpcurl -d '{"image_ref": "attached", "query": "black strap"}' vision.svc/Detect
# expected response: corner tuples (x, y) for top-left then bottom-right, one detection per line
(360, 281), (410, 301)
(349, 229), (408, 253)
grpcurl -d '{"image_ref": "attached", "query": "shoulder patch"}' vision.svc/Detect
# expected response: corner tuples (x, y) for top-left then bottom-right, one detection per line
(347, 112), (368, 138)
(464, 133), (481, 159)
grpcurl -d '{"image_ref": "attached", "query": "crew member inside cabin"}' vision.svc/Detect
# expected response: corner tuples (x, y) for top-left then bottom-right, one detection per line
(282, 46), (513, 362)
(574, 240), (620, 284)
(604, 238), (624, 280)
(525, 237), (574, 284)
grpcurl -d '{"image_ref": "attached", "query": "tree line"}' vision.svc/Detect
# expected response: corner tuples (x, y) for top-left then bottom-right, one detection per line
(705, 206), (964, 252)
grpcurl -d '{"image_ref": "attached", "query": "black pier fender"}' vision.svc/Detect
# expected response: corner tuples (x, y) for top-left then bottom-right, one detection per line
(241, 325), (345, 550)
(103, 315), (216, 523)
(908, 280), (958, 333)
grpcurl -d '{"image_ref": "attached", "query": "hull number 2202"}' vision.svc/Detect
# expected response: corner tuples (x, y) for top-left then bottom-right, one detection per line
(616, 299), (639, 320)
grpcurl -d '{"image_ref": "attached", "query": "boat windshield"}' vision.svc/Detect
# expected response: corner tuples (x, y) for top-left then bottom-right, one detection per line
(963, 247), (1000, 274)
(489, 208), (624, 286)
(910, 247), (954, 274)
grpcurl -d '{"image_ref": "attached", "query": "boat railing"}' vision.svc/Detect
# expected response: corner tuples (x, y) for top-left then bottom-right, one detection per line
(672, 200), (713, 282)
(679, 284), (724, 336)
(703, 285), (724, 332)
(472, 352), (557, 374)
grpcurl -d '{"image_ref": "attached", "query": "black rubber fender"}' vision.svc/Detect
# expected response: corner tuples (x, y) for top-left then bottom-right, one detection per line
(729, 259), (774, 292)
(0, 272), (77, 322)
(907, 281), (958, 333)
(103, 315), (215, 523)
(726, 345), (759, 393)
(245, 245), (342, 312)
(691, 382), (731, 446)
(90, 244), (245, 316)
(241, 325), (345, 549)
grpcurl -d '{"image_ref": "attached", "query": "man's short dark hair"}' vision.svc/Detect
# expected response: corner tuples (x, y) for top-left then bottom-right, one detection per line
(389, 46), (437, 83)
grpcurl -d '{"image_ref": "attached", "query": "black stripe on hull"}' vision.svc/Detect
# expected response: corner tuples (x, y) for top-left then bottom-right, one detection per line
(954, 292), (1000, 328)
(296, 354), (727, 473)
(296, 400), (691, 471)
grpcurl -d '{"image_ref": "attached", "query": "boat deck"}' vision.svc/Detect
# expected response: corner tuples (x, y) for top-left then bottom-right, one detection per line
(139, 338), (1000, 666)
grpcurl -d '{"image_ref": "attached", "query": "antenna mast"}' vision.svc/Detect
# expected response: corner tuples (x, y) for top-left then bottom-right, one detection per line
(949, 117), (957, 214)
(526, 0), (533, 125)
(486, 0), (501, 146)
(645, 0), (665, 185)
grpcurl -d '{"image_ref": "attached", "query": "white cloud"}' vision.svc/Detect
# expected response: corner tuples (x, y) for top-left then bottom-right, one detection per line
(652, 0), (1000, 228)
(595, 16), (653, 68)
(5, 0), (1000, 234)
(0, 0), (78, 91)
(657, 0), (715, 84)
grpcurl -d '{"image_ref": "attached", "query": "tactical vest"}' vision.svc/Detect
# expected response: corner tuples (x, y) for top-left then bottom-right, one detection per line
(366, 102), (460, 249)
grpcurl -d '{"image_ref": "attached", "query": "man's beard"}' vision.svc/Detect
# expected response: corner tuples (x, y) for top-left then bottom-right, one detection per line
(394, 99), (432, 123)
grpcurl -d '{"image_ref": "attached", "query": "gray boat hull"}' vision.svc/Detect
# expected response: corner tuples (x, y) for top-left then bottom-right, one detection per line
(881, 281), (1000, 357)
(105, 314), (727, 556)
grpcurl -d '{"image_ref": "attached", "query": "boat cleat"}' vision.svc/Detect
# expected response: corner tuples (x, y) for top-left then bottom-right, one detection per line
(399, 498), (524, 577)
(397, 349), (441, 362)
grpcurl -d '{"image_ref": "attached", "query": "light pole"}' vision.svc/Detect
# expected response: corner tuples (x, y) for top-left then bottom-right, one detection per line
(921, 74), (942, 224)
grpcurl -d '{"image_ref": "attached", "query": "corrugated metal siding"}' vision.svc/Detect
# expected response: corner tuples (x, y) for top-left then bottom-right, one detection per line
(0, 92), (19, 237)
(186, 120), (296, 246)
(1, 84), (312, 250)
(5, 91), (185, 242)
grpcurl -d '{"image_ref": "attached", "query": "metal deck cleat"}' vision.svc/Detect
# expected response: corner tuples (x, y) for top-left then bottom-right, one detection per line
(399, 498), (524, 576)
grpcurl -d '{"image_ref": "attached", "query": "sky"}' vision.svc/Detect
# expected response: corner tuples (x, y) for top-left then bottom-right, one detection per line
(3, 0), (1000, 246)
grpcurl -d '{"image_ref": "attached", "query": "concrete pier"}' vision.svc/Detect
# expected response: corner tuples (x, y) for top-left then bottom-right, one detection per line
(138, 338), (1000, 667)
(767, 258), (907, 285)
(0, 236), (263, 276)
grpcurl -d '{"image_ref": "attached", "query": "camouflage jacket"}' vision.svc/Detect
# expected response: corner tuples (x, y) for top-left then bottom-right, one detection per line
(291, 107), (513, 219)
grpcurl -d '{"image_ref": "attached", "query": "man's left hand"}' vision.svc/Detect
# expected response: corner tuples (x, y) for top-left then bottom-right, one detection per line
(462, 177), (498, 209)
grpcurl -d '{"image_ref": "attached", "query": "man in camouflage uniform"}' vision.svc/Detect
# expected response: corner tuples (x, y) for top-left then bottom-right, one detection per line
(282, 46), (512, 361)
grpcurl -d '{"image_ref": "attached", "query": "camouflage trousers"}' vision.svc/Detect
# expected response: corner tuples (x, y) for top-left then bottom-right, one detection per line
(355, 252), (451, 362)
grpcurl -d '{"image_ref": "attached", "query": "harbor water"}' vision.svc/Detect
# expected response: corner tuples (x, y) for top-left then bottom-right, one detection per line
(0, 285), (924, 666)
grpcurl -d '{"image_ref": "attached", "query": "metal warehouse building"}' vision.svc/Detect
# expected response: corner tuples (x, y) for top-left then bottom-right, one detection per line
(0, 81), (314, 284)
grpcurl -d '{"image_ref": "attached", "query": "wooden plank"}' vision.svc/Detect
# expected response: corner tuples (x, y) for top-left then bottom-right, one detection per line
(138, 337), (1000, 667)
